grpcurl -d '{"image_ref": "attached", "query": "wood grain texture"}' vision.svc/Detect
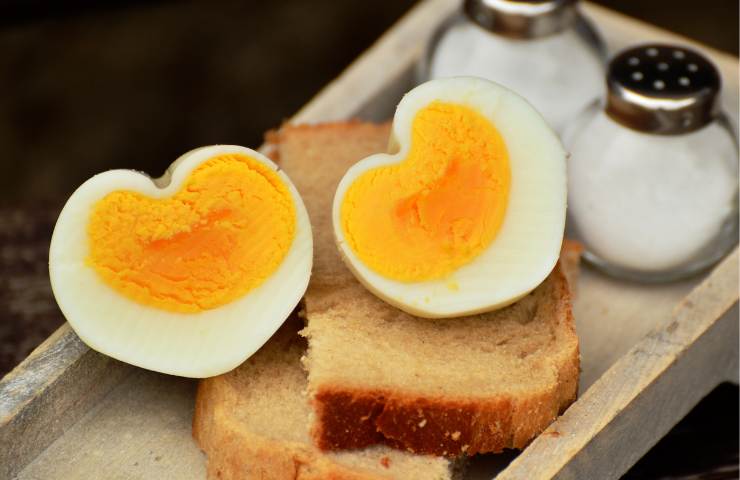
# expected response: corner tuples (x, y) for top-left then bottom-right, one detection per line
(498, 250), (739, 480)
(574, 267), (698, 391)
(1, 1), (738, 479)
(0, 324), (132, 479)
(16, 370), (203, 480)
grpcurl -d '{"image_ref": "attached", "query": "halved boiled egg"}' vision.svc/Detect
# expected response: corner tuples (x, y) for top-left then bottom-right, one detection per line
(49, 145), (312, 377)
(333, 77), (566, 318)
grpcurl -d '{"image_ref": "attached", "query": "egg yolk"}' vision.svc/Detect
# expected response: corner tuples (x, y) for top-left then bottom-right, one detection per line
(87, 153), (296, 313)
(340, 101), (511, 282)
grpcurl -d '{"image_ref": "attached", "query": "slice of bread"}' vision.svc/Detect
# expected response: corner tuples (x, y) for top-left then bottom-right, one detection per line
(274, 122), (580, 458)
(193, 314), (462, 480)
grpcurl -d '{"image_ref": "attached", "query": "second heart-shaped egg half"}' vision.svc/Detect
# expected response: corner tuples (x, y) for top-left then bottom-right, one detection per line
(333, 77), (566, 318)
(50, 146), (312, 377)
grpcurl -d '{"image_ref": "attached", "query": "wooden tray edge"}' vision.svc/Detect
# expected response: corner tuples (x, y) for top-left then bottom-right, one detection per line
(0, 324), (133, 479)
(499, 248), (739, 479)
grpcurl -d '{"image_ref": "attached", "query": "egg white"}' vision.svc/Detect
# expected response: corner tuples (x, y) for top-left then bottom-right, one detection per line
(49, 145), (312, 378)
(332, 77), (566, 318)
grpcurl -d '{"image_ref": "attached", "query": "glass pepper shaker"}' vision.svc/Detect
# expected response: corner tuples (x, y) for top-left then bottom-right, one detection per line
(423, 0), (606, 132)
(565, 44), (739, 282)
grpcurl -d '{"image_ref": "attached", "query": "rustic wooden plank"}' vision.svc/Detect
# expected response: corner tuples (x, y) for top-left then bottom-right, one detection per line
(0, 324), (133, 479)
(574, 267), (698, 391)
(16, 370), (203, 480)
(498, 249), (739, 480)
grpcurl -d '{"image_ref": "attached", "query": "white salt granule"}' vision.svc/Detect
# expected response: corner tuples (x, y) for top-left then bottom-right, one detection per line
(567, 111), (738, 271)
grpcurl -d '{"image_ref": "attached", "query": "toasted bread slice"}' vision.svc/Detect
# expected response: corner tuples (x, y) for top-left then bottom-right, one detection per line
(193, 315), (462, 480)
(274, 122), (580, 457)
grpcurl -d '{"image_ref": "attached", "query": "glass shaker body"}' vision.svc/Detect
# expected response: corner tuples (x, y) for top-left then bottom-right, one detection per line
(425, 12), (605, 132)
(565, 45), (739, 282)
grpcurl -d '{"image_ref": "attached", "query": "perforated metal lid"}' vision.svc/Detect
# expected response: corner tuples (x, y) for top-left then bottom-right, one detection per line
(605, 44), (721, 135)
(463, 0), (578, 39)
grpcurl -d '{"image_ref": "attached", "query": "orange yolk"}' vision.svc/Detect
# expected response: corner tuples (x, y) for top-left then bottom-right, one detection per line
(87, 153), (296, 313)
(340, 101), (511, 281)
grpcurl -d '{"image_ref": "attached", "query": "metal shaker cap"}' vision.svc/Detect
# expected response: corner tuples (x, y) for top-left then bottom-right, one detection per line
(605, 44), (721, 135)
(463, 0), (578, 39)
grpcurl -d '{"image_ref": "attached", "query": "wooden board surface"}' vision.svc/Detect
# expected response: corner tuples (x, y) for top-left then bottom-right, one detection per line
(499, 252), (739, 480)
(16, 370), (202, 480)
(2, 1), (739, 479)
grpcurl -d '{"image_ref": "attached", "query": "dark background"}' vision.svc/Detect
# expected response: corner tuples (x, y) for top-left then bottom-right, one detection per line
(0, 0), (737, 205)
(0, 1), (737, 478)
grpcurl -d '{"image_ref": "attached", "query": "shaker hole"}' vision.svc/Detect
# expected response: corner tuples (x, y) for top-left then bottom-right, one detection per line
(646, 48), (659, 57)
(673, 50), (686, 59)
(687, 63), (698, 72)
(632, 71), (644, 81)
(628, 57), (640, 66)
(679, 77), (691, 86)
(657, 62), (669, 71)
(653, 80), (666, 90)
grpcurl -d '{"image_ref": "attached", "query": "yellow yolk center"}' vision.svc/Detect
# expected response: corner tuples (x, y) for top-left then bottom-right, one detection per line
(340, 101), (511, 282)
(87, 153), (296, 313)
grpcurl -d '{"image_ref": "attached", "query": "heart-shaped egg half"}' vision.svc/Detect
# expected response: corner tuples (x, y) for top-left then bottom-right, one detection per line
(333, 77), (566, 318)
(49, 145), (312, 377)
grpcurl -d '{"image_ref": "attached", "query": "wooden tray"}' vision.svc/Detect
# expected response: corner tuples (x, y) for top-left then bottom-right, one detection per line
(1, 2), (738, 479)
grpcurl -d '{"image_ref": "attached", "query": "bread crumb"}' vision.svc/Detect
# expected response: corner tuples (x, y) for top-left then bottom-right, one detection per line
(451, 431), (461, 441)
(418, 419), (427, 428)
(461, 445), (470, 453)
(380, 456), (391, 468)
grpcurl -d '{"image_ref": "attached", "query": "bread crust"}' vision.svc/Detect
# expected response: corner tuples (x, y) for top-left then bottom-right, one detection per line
(193, 350), (401, 480)
(194, 122), (467, 479)
(272, 122), (581, 458)
(192, 314), (459, 479)
(309, 260), (579, 458)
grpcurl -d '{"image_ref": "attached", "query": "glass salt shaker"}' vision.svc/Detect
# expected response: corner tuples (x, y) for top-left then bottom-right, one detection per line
(565, 44), (739, 282)
(423, 0), (606, 132)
